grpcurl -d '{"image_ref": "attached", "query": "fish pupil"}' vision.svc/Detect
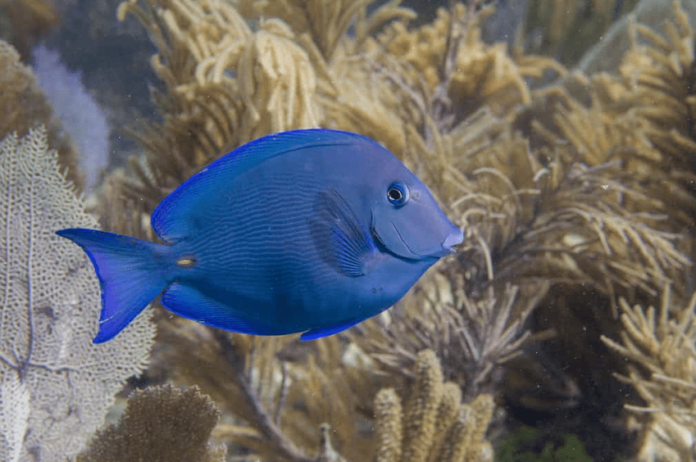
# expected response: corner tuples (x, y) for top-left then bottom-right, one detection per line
(388, 188), (402, 201)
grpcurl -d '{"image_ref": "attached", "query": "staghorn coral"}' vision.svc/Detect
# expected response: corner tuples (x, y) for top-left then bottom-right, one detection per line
(0, 128), (154, 462)
(373, 350), (495, 462)
(77, 385), (226, 462)
(601, 287), (696, 462)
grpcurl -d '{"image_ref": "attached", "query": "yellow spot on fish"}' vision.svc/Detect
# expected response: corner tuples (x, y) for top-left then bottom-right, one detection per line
(176, 256), (196, 268)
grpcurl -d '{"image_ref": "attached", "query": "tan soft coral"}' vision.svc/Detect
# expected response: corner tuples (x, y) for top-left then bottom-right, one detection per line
(109, 0), (413, 222)
(373, 350), (495, 462)
(0, 0), (59, 57)
(376, 3), (564, 125)
(237, 19), (321, 140)
(0, 39), (81, 187)
(602, 287), (696, 462)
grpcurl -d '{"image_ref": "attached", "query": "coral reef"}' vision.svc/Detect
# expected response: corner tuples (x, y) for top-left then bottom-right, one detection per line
(2, 0), (696, 460)
(103, 0), (416, 224)
(0, 127), (154, 462)
(163, 322), (495, 462)
(95, 0), (696, 460)
(159, 322), (371, 461)
(77, 385), (226, 462)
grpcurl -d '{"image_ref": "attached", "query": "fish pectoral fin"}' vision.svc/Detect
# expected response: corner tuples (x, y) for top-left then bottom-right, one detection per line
(299, 316), (367, 341)
(161, 283), (278, 335)
(309, 188), (377, 277)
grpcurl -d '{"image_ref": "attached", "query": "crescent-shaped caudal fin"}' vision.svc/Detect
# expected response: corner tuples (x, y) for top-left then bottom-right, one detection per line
(56, 228), (170, 343)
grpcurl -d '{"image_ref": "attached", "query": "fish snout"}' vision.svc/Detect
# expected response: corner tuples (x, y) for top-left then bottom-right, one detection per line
(441, 228), (464, 254)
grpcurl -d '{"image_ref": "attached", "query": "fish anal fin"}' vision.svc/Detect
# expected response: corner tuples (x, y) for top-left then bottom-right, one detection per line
(161, 283), (280, 335)
(299, 316), (365, 341)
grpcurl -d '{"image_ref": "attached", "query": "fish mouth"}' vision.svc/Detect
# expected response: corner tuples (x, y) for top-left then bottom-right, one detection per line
(441, 229), (464, 254)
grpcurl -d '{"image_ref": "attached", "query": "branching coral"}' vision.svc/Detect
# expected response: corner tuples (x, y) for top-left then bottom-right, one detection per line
(349, 0), (690, 400)
(236, 0), (416, 62)
(511, 0), (696, 303)
(354, 275), (543, 399)
(163, 324), (495, 462)
(602, 287), (696, 461)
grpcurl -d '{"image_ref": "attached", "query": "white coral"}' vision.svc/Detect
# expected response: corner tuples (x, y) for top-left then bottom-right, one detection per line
(0, 128), (155, 462)
(0, 371), (30, 462)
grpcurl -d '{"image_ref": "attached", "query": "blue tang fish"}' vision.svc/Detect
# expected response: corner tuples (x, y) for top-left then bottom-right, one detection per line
(57, 129), (463, 343)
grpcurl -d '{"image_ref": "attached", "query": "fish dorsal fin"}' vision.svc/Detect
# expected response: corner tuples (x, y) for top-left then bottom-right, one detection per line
(309, 188), (377, 277)
(151, 129), (366, 242)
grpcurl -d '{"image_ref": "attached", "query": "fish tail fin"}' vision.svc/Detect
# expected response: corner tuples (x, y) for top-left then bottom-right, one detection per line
(56, 228), (170, 343)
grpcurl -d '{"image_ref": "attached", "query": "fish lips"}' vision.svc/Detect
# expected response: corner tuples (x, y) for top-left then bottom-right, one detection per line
(439, 228), (464, 255)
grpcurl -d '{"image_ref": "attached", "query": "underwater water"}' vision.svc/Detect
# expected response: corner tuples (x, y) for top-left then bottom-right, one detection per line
(1, 0), (696, 461)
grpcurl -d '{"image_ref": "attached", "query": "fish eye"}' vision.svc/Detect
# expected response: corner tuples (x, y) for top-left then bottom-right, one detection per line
(386, 182), (409, 206)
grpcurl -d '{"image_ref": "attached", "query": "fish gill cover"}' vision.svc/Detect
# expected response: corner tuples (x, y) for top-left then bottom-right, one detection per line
(1, 0), (696, 461)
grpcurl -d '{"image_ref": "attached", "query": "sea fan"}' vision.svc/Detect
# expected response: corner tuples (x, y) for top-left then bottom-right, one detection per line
(0, 127), (154, 462)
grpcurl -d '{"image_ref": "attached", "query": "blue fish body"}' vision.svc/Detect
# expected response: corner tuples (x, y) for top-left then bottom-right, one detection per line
(57, 129), (463, 343)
